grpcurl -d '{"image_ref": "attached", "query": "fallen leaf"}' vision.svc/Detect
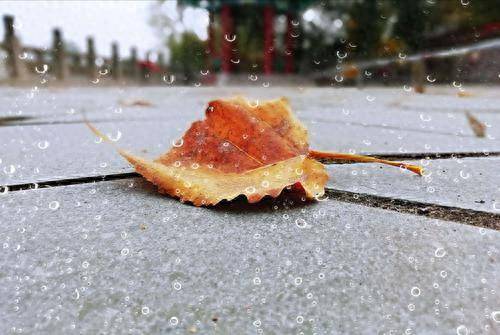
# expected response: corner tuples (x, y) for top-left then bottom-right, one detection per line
(466, 111), (486, 137)
(87, 97), (422, 206)
(118, 99), (153, 107)
(457, 90), (474, 98)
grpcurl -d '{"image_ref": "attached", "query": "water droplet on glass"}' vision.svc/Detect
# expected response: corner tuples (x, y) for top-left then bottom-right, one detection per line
(108, 130), (122, 142)
(37, 140), (50, 150)
(35, 64), (48, 74)
(163, 74), (175, 84)
(4, 165), (16, 174)
(410, 287), (421, 297)
(19, 52), (28, 60)
(169, 316), (179, 326)
(200, 69), (209, 75)
(434, 247), (446, 258)
(224, 34), (236, 42)
(295, 218), (307, 228)
(141, 306), (149, 315)
(426, 75), (436, 83)
(248, 74), (258, 81)
(456, 325), (469, 335)
(49, 201), (60, 210)
(336, 51), (347, 59)
(491, 311), (500, 323)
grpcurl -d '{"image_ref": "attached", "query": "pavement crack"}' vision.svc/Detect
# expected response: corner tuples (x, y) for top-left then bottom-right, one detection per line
(318, 151), (500, 164)
(1, 172), (139, 192)
(325, 188), (500, 231)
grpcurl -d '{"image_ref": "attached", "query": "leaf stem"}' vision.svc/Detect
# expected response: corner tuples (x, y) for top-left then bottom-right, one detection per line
(308, 150), (423, 176)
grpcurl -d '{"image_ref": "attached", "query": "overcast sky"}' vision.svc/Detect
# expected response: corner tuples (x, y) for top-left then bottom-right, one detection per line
(0, 0), (208, 59)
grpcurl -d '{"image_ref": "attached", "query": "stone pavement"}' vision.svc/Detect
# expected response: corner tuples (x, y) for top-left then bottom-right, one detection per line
(0, 86), (499, 334)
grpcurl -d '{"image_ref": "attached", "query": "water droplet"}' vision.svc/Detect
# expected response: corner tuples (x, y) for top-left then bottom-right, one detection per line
(49, 201), (60, 210)
(334, 74), (344, 82)
(248, 74), (258, 81)
(163, 74), (175, 84)
(459, 170), (470, 179)
(419, 114), (432, 122)
(294, 277), (302, 285)
(141, 306), (150, 315)
(169, 316), (179, 326)
(172, 138), (184, 147)
(121, 248), (129, 256)
(398, 52), (407, 59)
(366, 95), (376, 102)
(91, 78), (99, 84)
(224, 34), (236, 42)
(72, 288), (80, 300)
(491, 311), (500, 323)
(37, 140), (50, 150)
(426, 75), (436, 83)
(4, 165), (16, 175)
(173, 281), (182, 290)
(108, 130), (122, 142)
(19, 52), (28, 60)
(295, 218), (307, 228)
(296, 315), (304, 324)
(230, 58), (240, 64)
(253, 277), (261, 285)
(434, 247), (446, 258)
(200, 69), (209, 75)
(336, 51), (347, 59)
(99, 68), (109, 75)
(410, 287), (421, 297)
(245, 186), (256, 194)
(456, 325), (469, 335)
(35, 64), (48, 74)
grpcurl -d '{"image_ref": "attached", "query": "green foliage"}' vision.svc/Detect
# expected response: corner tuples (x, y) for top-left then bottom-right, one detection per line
(168, 32), (205, 82)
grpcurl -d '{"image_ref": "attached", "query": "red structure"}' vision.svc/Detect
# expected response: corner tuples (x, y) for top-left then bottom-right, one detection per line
(185, 0), (314, 75)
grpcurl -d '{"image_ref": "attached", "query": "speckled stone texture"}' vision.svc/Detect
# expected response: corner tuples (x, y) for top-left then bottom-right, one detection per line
(0, 179), (499, 334)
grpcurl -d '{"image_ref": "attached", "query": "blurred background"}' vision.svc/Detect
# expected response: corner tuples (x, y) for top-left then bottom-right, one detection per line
(1, 0), (499, 87)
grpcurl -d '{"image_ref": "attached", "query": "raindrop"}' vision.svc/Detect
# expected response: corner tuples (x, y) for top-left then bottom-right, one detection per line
(200, 69), (209, 75)
(419, 114), (432, 122)
(172, 138), (184, 147)
(294, 277), (302, 285)
(72, 288), (80, 300)
(163, 74), (175, 84)
(434, 248), (446, 258)
(91, 78), (99, 84)
(173, 281), (182, 290)
(49, 201), (60, 210)
(334, 74), (344, 82)
(248, 74), (258, 81)
(108, 130), (122, 142)
(170, 316), (179, 326)
(121, 248), (129, 256)
(290, 32), (300, 38)
(141, 306), (150, 315)
(253, 277), (261, 285)
(459, 170), (470, 179)
(291, 19), (300, 26)
(336, 51), (347, 59)
(37, 140), (50, 150)
(460, 0), (470, 6)
(99, 68), (109, 75)
(491, 311), (500, 323)
(398, 52), (407, 59)
(230, 58), (240, 64)
(366, 95), (376, 102)
(296, 316), (304, 324)
(248, 100), (259, 108)
(35, 64), (48, 74)
(410, 287), (421, 297)
(4, 165), (16, 174)
(245, 186), (256, 194)
(262, 82), (270, 88)
(224, 34), (236, 42)
(295, 218), (307, 228)
(19, 52), (28, 60)
(452, 81), (462, 88)
(408, 304), (415, 311)
(403, 85), (412, 92)
(426, 75), (436, 83)
(456, 325), (469, 335)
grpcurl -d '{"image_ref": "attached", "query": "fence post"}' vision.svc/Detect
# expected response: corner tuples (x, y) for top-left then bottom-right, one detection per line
(129, 46), (139, 82)
(3, 15), (25, 80)
(111, 42), (121, 80)
(52, 28), (68, 80)
(86, 36), (96, 79)
(411, 59), (426, 93)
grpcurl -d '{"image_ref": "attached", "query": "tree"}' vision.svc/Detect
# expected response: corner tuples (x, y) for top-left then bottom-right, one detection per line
(167, 32), (205, 83)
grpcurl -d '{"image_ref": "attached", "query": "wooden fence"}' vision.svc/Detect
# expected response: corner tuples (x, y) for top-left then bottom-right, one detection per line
(0, 15), (167, 85)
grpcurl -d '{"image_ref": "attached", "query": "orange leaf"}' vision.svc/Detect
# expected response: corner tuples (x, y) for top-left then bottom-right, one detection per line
(87, 97), (422, 206)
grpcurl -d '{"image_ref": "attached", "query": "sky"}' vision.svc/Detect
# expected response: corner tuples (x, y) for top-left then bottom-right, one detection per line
(0, 0), (209, 59)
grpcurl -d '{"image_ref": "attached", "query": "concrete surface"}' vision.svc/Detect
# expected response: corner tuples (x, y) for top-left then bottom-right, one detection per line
(326, 157), (500, 214)
(1, 86), (499, 335)
(0, 179), (499, 334)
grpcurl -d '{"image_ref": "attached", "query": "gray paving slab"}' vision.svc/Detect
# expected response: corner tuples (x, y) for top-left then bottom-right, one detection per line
(2, 87), (500, 141)
(1, 118), (499, 186)
(0, 179), (499, 334)
(326, 157), (500, 214)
